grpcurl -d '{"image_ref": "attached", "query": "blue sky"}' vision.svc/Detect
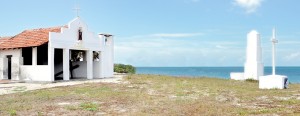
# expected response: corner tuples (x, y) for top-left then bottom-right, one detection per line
(0, 0), (300, 66)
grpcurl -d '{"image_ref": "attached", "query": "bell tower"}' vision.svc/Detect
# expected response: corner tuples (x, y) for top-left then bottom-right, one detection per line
(99, 33), (114, 77)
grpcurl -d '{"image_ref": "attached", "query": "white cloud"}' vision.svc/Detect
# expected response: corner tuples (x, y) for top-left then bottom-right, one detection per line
(114, 33), (245, 66)
(151, 33), (204, 38)
(280, 41), (300, 45)
(284, 52), (300, 61)
(234, 0), (263, 13)
(215, 45), (228, 49)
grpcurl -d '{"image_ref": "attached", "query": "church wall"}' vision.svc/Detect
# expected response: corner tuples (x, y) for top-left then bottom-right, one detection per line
(0, 48), (51, 81)
(72, 61), (87, 79)
(99, 36), (114, 78)
(49, 18), (103, 51)
(20, 65), (51, 81)
(0, 58), (4, 79)
(0, 49), (22, 79)
(11, 57), (23, 80)
(48, 17), (111, 80)
(93, 61), (101, 78)
(45, 17), (114, 81)
(0, 18), (114, 82)
(0, 49), (22, 57)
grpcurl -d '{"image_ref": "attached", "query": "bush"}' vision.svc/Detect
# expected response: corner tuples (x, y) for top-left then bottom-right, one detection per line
(114, 64), (136, 74)
(245, 78), (258, 83)
(80, 102), (98, 111)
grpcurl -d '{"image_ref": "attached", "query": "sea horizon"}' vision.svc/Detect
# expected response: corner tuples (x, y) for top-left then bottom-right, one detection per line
(136, 67), (300, 83)
(136, 66), (300, 68)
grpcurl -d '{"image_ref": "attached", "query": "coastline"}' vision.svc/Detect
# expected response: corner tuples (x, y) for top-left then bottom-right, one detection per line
(136, 67), (300, 83)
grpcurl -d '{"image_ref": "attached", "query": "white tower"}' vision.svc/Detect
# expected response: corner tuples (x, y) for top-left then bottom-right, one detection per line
(99, 33), (114, 78)
(244, 30), (264, 80)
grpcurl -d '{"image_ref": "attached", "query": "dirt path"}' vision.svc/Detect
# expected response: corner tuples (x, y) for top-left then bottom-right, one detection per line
(0, 75), (125, 95)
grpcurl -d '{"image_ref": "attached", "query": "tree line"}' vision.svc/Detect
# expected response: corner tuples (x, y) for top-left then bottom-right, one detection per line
(114, 64), (136, 74)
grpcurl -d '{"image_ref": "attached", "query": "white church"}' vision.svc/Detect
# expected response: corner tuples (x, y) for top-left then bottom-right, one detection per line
(0, 17), (114, 82)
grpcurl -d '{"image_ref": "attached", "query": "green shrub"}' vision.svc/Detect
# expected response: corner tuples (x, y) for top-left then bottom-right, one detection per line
(9, 109), (17, 116)
(114, 64), (136, 74)
(245, 78), (258, 83)
(80, 102), (98, 111)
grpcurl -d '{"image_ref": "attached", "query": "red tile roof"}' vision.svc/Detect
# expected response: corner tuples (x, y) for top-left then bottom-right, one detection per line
(0, 26), (66, 49)
(0, 37), (11, 44)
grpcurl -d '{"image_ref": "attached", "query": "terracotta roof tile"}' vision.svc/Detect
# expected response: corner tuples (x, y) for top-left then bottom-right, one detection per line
(0, 37), (11, 43)
(0, 26), (66, 49)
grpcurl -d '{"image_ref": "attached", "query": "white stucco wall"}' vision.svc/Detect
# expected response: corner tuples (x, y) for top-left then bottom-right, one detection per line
(20, 66), (51, 81)
(72, 61), (87, 79)
(0, 58), (3, 79)
(0, 17), (114, 82)
(47, 17), (114, 81)
(0, 49), (22, 57)
(49, 17), (102, 51)
(93, 61), (102, 78)
(0, 49), (22, 80)
(11, 57), (23, 80)
(99, 35), (114, 78)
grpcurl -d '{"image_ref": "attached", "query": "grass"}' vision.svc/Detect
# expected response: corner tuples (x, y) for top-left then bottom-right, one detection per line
(80, 102), (98, 111)
(8, 109), (16, 116)
(0, 74), (300, 115)
(12, 86), (27, 92)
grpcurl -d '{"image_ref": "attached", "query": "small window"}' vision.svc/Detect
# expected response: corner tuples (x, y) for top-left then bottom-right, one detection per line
(78, 28), (82, 40)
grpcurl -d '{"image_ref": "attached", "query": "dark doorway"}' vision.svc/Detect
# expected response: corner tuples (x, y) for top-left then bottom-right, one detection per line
(54, 49), (63, 80)
(7, 55), (12, 80)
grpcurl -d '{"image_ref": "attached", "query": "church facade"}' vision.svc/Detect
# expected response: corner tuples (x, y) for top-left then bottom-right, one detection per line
(0, 17), (114, 82)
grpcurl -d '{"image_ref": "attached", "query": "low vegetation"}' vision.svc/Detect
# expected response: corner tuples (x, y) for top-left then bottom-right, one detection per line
(114, 64), (136, 74)
(0, 74), (300, 115)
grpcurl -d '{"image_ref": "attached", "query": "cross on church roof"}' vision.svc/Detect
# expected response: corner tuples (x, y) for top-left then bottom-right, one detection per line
(73, 6), (81, 17)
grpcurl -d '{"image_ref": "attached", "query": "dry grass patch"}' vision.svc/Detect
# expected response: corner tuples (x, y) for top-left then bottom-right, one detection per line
(0, 74), (300, 115)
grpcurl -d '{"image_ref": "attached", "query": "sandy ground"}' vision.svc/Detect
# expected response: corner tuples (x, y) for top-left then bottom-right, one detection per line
(0, 75), (125, 95)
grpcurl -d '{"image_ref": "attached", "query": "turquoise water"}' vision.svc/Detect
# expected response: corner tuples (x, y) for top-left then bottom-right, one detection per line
(136, 67), (300, 83)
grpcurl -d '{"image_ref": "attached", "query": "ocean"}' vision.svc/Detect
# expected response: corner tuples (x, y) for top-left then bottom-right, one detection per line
(136, 67), (300, 83)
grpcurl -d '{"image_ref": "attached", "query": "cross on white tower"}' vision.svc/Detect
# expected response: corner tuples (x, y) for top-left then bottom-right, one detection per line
(271, 28), (278, 76)
(73, 6), (81, 17)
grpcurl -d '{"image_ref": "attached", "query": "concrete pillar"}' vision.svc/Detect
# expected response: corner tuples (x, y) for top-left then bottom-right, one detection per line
(48, 47), (55, 82)
(2, 58), (8, 79)
(98, 52), (103, 78)
(63, 49), (70, 81)
(107, 36), (114, 77)
(11, 57), (23, 80)
(32, 47), (37, 65)
(92, 51), (102, 79)
(244, 30), (264, 80)
(86, 50), (93, 79)
(0, 58), (3, 79)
